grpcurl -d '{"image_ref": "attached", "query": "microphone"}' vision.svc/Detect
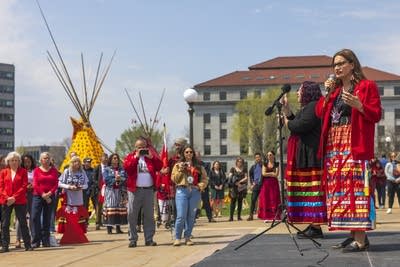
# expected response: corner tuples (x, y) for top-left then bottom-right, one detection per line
(265, 84), (291, 116)
(325, 74), (336, 93)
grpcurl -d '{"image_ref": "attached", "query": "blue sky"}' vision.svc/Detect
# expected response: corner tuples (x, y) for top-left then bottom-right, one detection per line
(2, 0), (400, 150)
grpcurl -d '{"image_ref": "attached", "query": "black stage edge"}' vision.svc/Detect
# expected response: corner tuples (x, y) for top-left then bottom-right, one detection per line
(193, 231), (400, 267)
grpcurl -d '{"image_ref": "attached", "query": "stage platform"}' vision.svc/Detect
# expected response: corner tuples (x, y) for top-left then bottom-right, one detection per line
(195, 231), (400, 267)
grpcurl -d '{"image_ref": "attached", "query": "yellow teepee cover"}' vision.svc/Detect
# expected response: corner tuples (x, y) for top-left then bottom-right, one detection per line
(59, 117), (104, 171)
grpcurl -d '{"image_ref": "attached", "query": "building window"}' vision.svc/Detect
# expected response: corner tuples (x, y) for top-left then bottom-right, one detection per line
(204, 145), (211, 155)
(204, 129), (211, 139)
(219, 91), (227, 100)
(0, 85), (14, 94)
(310, 74), (320, 79)
(0, 142), (14, 149)
(0, 99), (14, 107)
(0, 71), (14, 80)
(203, 92), (210, 101)
(254, 90), (261, 98)
(378, 87), (384, 96)
(395, 109), (400, 119)
(240, 90), (247, 100)
(381, 109), (385, 120)
(394, 86), (400, 95)
(219, 113), (227, 123)
(220, 145), (227, 155)
(203, 113), (211, 123)
(220, 129), (227, 139)
(0, 114), (14, 121)
(377, 125), (385, 136)
(395, 125), (400, 134)
(0, 128), (14, 135)
(296, 74), (305, 79)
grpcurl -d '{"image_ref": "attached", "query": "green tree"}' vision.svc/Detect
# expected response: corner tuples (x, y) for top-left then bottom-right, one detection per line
(115, 125), (163, 157)
(232, 88), (299, 156)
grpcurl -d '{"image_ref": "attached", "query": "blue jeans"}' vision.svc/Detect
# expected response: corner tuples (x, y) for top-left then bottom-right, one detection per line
(174, 187), (201, 240)
(31, 195), (55, 246)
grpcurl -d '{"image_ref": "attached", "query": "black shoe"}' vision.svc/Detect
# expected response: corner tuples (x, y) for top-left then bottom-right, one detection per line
(31, 242), (40, 248)
(25, 246), (34, 251)
(42, 242), (50, 248)
(247, 216), (253, 221)
(107, 226), (113, 234)
(332, 237), (354, 249)
(296, 225), (311, 236)
(237, 217), (243, 221)
(145, 241), (157, 246)
(228, 218), (233, 222)
(297, 226), (323, 239)
(128, 241), (137, 248)
(95, 225), (101, 230)
(0, 247), (9, 253)
(116, 226), (124, 234)
(208, 218), (216, 223)
(342, 241), (367, 253)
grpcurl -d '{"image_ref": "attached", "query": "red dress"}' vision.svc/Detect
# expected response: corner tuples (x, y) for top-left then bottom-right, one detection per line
(258, 162), (281, 220)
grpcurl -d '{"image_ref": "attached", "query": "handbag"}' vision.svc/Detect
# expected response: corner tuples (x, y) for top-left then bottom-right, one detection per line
(237, 183), (247, 192)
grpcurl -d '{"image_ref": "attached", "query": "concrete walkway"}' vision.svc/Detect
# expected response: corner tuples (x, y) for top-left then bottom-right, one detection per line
(0, 207), (399, 267)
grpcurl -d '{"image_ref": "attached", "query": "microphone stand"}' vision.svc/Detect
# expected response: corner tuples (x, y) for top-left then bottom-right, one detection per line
(234, 101), (321, 255)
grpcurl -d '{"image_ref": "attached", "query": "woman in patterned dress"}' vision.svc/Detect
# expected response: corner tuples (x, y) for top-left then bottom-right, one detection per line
(315, 49), (382, 252)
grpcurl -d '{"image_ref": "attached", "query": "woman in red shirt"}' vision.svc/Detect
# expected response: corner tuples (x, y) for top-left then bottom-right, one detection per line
(31, 152), (59, 248)
(0, 152), (33, 253)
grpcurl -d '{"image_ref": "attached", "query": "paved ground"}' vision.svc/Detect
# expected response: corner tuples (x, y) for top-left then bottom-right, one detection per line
(0, 206), (399, 267)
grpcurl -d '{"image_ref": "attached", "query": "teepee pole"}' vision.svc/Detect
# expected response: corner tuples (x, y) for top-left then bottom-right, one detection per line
(81, 53), (89, 120)
(149, 88), (166, 135)
(138, 92), (150, 135)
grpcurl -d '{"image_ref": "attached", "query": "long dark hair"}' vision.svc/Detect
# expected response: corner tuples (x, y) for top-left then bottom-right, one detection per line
(179, 145), (201, 172)
(108, 153), (121, 168)
(21, 154), (36, 171)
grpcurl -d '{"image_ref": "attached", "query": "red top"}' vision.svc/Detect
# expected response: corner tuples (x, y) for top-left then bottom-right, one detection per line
(0, 167), (28, 205)
(315, 79), (382, 160)
(32, 166), (59, 196)
(123, 152), (163, 193)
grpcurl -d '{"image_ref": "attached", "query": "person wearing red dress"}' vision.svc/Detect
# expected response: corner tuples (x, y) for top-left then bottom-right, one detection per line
(258, 151), (281, 221)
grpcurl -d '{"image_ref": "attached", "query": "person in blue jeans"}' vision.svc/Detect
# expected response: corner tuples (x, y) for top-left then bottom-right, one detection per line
(171, 145), (208, 246)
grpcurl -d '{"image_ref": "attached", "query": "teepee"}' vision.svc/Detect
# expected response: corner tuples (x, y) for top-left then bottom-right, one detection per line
(38, 2), (114, 170)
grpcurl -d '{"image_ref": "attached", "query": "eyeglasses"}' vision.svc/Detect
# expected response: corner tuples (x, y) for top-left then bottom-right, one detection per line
(185, 150), (193, 154)
(333, 61), (348, 68)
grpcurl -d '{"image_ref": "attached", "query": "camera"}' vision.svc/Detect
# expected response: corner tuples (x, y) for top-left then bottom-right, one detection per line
(139, 149), (149, 156)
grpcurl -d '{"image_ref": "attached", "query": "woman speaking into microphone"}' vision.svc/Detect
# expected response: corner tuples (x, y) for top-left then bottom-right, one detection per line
(315, 48), (382, 252)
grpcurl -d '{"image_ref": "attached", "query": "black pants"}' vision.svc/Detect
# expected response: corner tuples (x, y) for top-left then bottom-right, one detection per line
(249, 188), (261, 215)
(198, 187), (212, 220)
(1, 204), (31, 248)
(230, 193), (245, 220)
(375, 183), (386, 207)
(387, 181), (400, 208)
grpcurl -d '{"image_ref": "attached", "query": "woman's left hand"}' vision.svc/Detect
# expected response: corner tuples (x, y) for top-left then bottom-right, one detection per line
(342, 91), (363, 113)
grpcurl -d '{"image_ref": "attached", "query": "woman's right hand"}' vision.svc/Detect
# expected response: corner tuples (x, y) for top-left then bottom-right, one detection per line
(324, 78), (336, 95)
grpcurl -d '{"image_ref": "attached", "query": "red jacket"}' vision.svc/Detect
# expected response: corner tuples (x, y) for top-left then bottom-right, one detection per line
(315, 79), (382, 160)
(0, 167), (28, 205)
(123, 152), (163, 193)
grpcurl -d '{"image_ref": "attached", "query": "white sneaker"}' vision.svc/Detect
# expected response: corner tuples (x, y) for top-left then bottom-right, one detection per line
(386, 208), (392, 214)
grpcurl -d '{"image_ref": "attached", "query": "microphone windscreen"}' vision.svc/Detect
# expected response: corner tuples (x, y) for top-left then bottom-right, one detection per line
(328, 74), (336, 80)
(281, 84), (291, 93)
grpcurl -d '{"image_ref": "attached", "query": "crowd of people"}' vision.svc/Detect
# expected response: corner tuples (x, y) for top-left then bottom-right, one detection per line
(0, 48), (399, 254)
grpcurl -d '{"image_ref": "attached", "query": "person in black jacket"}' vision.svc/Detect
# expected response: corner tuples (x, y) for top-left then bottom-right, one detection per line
(247, 153), (263, 221)
(92, 153), (108, 230)
(282, 81), (326, 239)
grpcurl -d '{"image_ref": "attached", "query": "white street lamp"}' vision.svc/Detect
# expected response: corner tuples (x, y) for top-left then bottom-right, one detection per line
(183, 88), (198, 146)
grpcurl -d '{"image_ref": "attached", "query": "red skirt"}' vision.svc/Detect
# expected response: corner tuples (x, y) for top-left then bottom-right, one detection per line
(258, 176), (281, 220)
(57, 205), (89, 244)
